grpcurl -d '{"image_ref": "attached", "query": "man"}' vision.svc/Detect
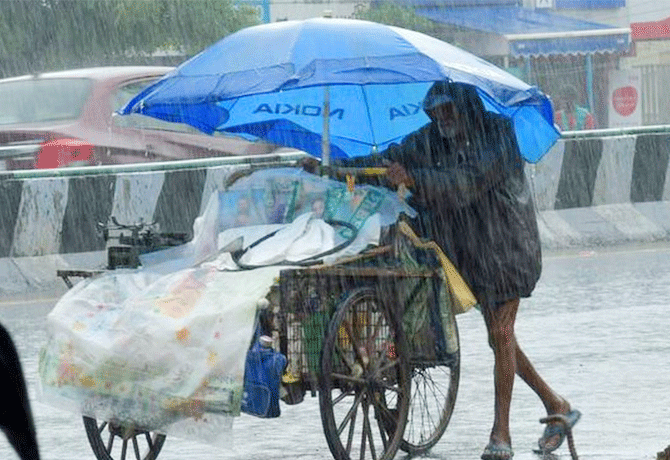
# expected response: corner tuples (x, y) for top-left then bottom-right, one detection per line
(554, 85), (595, 131)
(339, 81), (580, 459)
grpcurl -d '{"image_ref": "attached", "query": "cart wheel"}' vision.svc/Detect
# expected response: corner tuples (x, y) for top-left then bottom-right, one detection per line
(399, 276), (461, 455)
(319, 287), (410, 460)
(83, 416), (166, 460)
(401, 338), (460, 454)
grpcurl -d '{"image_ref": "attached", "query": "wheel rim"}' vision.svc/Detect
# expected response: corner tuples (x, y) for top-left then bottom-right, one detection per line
(83, 416), (166, 460)
(401, 354), (460, 454)
(319, 287), (410, 460)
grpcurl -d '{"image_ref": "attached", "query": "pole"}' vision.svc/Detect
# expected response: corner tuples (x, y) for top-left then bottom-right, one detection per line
(322, 85), (331, 170)
(586, 54), (594, 112)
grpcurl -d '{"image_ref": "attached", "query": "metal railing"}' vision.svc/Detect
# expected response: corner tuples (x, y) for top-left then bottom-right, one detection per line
(1, 124), (669, 181)
(0, 150), (308, 180)
(559, 124), (670, 140)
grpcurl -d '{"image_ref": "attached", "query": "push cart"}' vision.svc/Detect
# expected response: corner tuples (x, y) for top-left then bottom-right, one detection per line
(53, 173), (464, 460)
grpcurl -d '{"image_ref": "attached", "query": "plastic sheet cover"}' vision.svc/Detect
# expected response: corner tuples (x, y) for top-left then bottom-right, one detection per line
(38, 167), (415, 446)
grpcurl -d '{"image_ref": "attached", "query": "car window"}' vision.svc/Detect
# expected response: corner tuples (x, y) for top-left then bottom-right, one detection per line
(112, 77), (213, 135)
(112, 78), (200, 134)
(0, 78), (92, 125)
(113, 112), (205, 135)
(111, 79), (159, 113)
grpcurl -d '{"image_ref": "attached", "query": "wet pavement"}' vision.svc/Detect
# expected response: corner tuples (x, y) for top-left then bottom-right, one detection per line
(1, 243), (669, 460)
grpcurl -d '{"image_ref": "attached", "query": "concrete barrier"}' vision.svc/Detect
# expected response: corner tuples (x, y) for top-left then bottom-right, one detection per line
(528, 127), (670, 250)
(0, 153), (306, 296)
(1, 129), (669, 295)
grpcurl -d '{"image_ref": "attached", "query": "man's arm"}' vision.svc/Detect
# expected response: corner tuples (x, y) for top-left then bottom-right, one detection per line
(402, 118), (522, 209)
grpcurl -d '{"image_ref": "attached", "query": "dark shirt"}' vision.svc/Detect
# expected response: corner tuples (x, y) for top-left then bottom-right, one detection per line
(340, 114), (542, 306)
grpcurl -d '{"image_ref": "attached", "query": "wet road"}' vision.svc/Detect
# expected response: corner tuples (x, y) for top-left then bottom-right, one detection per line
(1, 243), (669, 460)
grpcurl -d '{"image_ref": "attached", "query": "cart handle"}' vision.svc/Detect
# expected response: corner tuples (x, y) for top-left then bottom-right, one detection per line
(322, 166), (387, 177)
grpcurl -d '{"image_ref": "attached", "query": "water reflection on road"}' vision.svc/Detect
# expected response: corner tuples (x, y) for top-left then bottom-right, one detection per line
(1, 244), (669, 460)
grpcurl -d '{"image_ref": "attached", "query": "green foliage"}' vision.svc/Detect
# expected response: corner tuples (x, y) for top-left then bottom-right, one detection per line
(353, 2), (441, 36)
(0, 0), (260, 77)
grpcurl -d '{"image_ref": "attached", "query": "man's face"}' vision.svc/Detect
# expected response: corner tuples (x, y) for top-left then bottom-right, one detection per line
(428, 102), (463, 139)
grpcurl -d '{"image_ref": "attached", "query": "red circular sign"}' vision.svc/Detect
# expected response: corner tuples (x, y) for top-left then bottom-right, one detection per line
(612, 86), (638, 117)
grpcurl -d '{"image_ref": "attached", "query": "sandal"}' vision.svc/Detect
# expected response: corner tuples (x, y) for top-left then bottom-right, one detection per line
(481, 441), (514, 460)
(537, 409), (581, 453)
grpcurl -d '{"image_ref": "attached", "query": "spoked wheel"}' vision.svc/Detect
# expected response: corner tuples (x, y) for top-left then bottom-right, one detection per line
(400, 284), (461, 454)
(401, 350), (460, 454)
(319, 287), (410, 460)
(83, 416), (167, 460)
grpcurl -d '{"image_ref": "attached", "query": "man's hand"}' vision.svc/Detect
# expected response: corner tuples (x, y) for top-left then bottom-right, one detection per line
(385, 162), (414, 188)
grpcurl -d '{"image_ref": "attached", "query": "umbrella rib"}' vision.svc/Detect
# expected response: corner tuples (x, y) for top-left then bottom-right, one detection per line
(360, 85), (379, 154)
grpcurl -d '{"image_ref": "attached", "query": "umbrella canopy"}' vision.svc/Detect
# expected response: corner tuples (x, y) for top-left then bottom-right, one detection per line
(121, 18), (559, 163)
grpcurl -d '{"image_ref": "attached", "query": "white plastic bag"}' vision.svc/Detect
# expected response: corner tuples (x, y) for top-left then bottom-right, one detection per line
(39, 265), (281, 445)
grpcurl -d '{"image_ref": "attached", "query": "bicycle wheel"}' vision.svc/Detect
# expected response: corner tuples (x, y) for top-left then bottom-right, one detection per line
(83, 416), (166, 460)
(401, 347), (460, 454)
(400, 273), (461, 455)
(319, 287), (410, 460)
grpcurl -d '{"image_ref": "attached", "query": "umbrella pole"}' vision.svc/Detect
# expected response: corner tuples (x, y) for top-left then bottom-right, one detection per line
(321, 85), (330, 172)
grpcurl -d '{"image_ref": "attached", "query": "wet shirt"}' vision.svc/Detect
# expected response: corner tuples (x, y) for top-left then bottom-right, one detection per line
(554, 106), (595, 130)
(343, 114), (542, 306)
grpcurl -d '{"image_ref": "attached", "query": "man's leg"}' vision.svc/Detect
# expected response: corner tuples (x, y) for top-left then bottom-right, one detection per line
(484, 298), (573, 452)
(512, 323), (572, 451)
(514, 344), (570, 415)
(481, 298), (520, 447)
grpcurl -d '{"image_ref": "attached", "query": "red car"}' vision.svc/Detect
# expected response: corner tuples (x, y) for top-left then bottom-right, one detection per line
(0, 66), (277, 170)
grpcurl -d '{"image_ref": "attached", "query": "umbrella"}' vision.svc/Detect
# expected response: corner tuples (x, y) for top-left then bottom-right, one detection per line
(121, 18), (559, 164)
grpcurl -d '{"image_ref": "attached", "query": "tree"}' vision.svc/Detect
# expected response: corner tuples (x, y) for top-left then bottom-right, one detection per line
(0, 0), (260, 77)
(352, 2), (442, 37)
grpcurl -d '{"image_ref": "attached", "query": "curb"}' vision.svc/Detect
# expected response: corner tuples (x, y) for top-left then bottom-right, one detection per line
(0, 251), (105, 298)
(538, 201), (670, 251)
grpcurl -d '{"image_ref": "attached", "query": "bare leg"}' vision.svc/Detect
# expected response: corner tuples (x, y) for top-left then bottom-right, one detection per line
(515, 343), (569, 415)
(481, 298), (520, 447)
(514, 333), (572, 451)
(482, 298), (571, 452)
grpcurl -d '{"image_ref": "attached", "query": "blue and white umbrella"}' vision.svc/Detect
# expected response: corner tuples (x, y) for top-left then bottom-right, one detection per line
(122, 18), (559, 164)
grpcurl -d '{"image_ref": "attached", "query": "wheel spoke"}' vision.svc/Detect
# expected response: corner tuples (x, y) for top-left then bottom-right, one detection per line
(133, 435), (141, 460)
(144, 432), (154, 451)
(372, 396), (390, 450)
(336, 390), (364, 436)
(332, 372), (365, 385)
(346, 401), (357, 454)
(410, 373), (438, 441)
(362, 401), (377, 460)
(332, 387), (356, 405)
(121, 439), (128, 460)
(375, 399), (397, 427)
